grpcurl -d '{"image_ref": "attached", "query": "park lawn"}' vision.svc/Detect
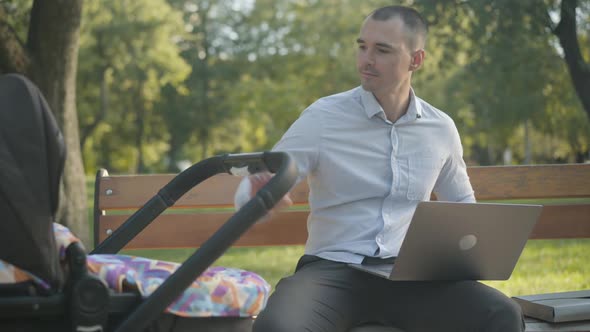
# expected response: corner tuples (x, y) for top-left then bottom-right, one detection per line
(120, 238), (590, 297)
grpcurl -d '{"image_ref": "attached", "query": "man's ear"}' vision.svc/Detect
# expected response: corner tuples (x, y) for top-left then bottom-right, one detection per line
(409, 49), (425, 71)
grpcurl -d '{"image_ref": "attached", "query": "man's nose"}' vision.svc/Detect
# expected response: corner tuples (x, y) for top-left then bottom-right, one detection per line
(364, 50), (376, 66)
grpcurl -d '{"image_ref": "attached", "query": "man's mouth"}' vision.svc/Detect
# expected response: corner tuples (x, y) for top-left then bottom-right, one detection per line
(361, 71), (378, 79)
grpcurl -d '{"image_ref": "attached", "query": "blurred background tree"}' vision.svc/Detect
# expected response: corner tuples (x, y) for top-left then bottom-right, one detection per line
(78, 0), (190, 173)
(76, 0), (587, 171)
(416, 0), (589, 164)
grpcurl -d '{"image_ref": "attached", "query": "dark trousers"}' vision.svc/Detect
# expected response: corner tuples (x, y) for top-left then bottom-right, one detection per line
(253, 255), (524, 332)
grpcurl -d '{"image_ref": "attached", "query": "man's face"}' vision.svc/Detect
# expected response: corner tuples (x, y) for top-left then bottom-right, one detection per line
(356, 17), (415, 96)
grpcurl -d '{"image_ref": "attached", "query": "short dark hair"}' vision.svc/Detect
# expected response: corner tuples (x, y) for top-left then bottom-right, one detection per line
(368, 6), (428, 50)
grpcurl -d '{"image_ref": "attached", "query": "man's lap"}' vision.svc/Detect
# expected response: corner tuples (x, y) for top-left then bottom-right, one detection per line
(254, 256), (524, 332)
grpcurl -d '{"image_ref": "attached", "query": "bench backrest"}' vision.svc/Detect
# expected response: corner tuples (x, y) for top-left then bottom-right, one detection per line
(94, 164), (590, 249)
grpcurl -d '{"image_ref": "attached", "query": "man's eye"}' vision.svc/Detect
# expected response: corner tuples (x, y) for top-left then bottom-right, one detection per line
(358, 45), (366, 50)
(378, 49), (390, 53)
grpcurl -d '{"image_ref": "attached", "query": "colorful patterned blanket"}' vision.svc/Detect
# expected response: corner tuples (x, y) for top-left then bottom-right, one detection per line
(0, 223), (270, 317)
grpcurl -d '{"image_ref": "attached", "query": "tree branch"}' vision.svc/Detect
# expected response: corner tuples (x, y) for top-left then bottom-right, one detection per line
(0, 5), (30, 74)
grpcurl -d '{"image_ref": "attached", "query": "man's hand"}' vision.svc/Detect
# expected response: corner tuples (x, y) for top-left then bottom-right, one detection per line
(234, 171), (293, 222)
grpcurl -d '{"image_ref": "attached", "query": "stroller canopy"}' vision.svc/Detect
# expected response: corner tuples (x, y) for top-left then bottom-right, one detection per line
(0, 74), (65, 288)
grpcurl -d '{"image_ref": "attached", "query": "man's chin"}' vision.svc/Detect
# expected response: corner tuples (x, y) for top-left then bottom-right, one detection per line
(360, 82), (375, 92)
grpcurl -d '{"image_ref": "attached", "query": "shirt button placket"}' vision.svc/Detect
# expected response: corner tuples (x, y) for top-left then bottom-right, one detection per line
(390, 126), (399, 190)
(379, 125), (398, 252)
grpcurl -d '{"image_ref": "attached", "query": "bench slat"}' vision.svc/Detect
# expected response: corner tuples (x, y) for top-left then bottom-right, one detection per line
(468, 164), (590, 200)
(97, 164), (590, 210)
(98, 211), (309, 249)
(97, 204), (589, 249)
(97, 174), (243, 209)
(532, 204), (590, 239)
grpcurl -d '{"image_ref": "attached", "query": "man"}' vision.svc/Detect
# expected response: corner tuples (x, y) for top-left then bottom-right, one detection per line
(236, 5), (524, 332)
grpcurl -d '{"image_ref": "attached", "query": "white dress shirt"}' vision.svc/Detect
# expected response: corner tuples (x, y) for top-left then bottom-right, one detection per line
(272, 86), (475, 264)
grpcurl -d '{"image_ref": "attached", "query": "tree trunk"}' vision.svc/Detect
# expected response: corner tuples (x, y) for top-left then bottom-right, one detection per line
(166, 135), (181, 173)
(27, 0), (89, 245)
(524, 120), (532, 164)
(554, 0), (590, 120)
(135, 84), (146, 174)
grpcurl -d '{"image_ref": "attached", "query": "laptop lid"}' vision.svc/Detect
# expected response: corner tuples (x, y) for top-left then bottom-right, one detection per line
(350, 201), (543, 281)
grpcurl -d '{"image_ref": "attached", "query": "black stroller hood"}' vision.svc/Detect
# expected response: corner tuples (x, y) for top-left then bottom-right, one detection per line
(0, 74), (65, 288)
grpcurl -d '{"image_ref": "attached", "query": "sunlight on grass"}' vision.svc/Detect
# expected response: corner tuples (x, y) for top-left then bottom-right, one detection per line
(123, 239), (589, 297)
(485, 239), (590, 296)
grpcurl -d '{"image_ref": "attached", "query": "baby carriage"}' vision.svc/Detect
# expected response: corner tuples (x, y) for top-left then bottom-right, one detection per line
(0, 74), (297, 331)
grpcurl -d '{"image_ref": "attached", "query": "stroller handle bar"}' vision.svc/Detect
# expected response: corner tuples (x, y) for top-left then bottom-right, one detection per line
(91, 151), (298, 332)
(91, 151), (297, 255)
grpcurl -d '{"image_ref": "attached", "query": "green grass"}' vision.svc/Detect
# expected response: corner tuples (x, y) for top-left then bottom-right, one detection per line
(119, 239), (590, 297)
(485, 239), (590, 296)
(88, 177), (589, 297)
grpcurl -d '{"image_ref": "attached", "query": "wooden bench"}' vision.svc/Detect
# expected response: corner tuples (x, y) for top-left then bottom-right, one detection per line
(94, 162), (590, 331)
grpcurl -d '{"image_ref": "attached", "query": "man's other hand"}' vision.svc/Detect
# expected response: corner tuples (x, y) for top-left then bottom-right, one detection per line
(234, 172), (293, 221)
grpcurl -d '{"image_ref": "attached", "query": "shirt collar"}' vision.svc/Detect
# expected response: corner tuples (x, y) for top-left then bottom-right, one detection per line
(360, 87), (423, 123)
(360, 88), (383, 119)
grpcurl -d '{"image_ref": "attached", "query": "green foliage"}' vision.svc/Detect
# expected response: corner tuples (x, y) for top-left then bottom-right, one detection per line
(0, 0), (31, 41)
(78, 0), (190, 173)
(74, 0), (589, 173)
(415, 0), (589, 164)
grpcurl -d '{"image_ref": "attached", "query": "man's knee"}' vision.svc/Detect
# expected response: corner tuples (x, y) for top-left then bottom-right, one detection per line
(484, 296), (525, 332)
(251, 312), (277, 332)
(451, 282), (524, 332)
(252, 309), (297, 332)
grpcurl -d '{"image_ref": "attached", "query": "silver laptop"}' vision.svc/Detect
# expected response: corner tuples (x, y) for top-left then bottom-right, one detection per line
(349, 201), (543, 281)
